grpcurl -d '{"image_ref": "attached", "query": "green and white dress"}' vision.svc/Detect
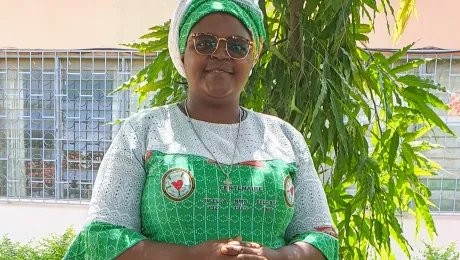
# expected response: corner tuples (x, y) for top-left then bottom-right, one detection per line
(64, 104), (339, 260)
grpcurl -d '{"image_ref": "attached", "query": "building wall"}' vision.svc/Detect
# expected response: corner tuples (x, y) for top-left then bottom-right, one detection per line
(368, 0), (460, 49)
(2, 0), (460, 50)
(0, 0), (179, 49)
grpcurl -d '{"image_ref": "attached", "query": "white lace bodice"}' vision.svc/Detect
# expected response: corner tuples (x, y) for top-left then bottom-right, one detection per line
(87, 104), (335, 241)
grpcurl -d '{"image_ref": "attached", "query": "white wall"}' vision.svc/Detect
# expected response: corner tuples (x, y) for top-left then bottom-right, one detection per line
(393, 215), (460, 259)
(1, 202), (459, 258)
(0, 202), (88, 243)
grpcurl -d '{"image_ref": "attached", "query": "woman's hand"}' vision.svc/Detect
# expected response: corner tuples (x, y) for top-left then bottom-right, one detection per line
(220, 240), (282, 260)
(190, 236), (263, 260)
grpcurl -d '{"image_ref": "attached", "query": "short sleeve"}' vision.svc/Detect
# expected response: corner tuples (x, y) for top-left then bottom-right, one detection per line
(284, 130), (339, 260)
(64, 119), (148, 260)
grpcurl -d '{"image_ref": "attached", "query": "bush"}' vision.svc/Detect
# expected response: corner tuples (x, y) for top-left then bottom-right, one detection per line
(416, 242), (460, 260)
(0, 227), (75, 260)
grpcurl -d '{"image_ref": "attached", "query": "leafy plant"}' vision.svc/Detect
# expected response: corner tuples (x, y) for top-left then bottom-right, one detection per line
(415, 242), (460, 260)
(115, 0), (455, 259)
(0, 227), (76, 260)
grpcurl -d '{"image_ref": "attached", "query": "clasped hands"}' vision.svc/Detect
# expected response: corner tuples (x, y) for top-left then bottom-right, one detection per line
(191, 235), (282, 260)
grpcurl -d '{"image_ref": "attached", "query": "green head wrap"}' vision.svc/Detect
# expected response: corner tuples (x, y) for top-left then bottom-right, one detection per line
(169, 0), (267, 77)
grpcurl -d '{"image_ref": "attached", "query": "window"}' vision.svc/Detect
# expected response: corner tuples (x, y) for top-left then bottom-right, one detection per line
(0, 51), (152, 203)
(422, 177), (459, 213)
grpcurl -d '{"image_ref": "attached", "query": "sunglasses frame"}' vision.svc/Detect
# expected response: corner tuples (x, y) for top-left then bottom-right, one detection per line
(188, 32), (254, 60)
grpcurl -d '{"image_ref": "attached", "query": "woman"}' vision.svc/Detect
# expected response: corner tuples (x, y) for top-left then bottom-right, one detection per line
(64, 0), (339, 259)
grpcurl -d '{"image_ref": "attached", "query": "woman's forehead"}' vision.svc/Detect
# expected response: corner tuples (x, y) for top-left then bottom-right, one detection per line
(189, 12), (251, 39)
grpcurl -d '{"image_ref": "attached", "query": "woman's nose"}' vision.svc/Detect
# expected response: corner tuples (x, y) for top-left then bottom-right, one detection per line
(211, 39), (230, 60)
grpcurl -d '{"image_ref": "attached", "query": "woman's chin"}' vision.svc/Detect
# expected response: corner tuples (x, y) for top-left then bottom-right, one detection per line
(203, 82), (235, 99)
(203, 88), (233, 99)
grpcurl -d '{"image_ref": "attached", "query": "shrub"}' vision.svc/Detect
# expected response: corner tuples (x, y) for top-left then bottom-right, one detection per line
(0, 227), (75, 260)
(416, 242), (460, 260)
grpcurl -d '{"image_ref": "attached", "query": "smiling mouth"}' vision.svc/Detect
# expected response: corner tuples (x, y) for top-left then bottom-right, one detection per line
(206, 70), (232, 74)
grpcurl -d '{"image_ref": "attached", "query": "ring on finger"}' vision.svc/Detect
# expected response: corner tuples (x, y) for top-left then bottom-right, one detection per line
(240, 246), (244, 254)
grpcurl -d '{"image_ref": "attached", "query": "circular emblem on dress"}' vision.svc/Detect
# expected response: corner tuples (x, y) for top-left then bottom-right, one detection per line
(284, 175), (295, 207)
(162, 168), (195, 201)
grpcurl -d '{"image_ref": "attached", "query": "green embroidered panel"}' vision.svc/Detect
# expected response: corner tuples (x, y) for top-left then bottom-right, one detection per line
(141, 150), (297, 249)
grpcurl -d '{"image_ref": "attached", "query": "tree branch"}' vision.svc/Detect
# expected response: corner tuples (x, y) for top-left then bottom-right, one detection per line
(289, 0), (305, 57)
(258, 0), (269, 50)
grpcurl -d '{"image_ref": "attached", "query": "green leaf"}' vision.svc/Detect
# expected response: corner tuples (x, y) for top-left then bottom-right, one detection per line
(414, 152), (443, 171)
(310, 58), (329, 126)
(269, 45), (289, 64)
(387, 43), (415, 63)
(104, 119), (125, 126)
(122, 37), (168, 53)
(353, 34), (370, 42)
(393, 0), (417, 43)
(110, 66), (149, 95)
(391, 59), (426, 74)
(141, 21), (170, 39)
(405, 96), (454, 136)
(398, 75), (445, 91)
(305, 0), (320, 16)
(290, 91), (303, 114)
(414, 192), (438, 239)
(152, 87), (174, 106)
(138, 92), (148, 109)
(414, 165), (436, 176)
(330, 93), (349, 156)
(140, 30), (169, 40)
(358, 24), (373, 34)
(404, 86), (449, 110)
(403, 125), (433, 143)
(109, 50), (169, 95)
(134, 78), (171, 93)
(388, 132), (399, 171)
(409, 141), (443, 152)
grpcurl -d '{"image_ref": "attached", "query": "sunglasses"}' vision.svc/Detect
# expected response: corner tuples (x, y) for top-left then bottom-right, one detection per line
(189, 33), (254, 60)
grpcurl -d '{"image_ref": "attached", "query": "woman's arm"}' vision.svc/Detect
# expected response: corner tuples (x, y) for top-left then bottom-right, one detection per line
(275, 242), (326, 260)
(282, 129), (339, 260)
(65, 118), (153, 260)
(222, 240), (326, 260)
(120, 236), (263, 260)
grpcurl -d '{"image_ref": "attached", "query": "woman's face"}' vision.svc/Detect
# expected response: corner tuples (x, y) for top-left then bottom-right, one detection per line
(183, 12), (254, 104)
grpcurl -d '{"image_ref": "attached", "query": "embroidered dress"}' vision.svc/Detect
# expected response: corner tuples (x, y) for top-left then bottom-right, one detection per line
(64, 104), (339, 260)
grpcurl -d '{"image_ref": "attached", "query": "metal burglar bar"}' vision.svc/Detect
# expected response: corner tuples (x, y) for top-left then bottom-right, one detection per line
(0, 49), (153, 204)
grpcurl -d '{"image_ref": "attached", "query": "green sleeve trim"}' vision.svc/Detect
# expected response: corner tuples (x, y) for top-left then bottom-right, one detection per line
(289, 232), (339, 260)
(63, 222), (147, 260)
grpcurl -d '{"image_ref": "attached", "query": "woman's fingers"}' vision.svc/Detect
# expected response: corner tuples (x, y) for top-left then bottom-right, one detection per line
(226, 241), (260, 248)
(221, 245), (261, 256)
(246, 242), (261, 248)
(236, 255), (266, 260)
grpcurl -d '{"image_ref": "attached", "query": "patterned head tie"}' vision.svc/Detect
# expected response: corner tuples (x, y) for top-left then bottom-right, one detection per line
(168, 0), (267, 78)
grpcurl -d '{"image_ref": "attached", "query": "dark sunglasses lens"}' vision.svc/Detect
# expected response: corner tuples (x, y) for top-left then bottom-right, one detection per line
(227, 38), (250, 59)
(194, 35), (217, 55)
